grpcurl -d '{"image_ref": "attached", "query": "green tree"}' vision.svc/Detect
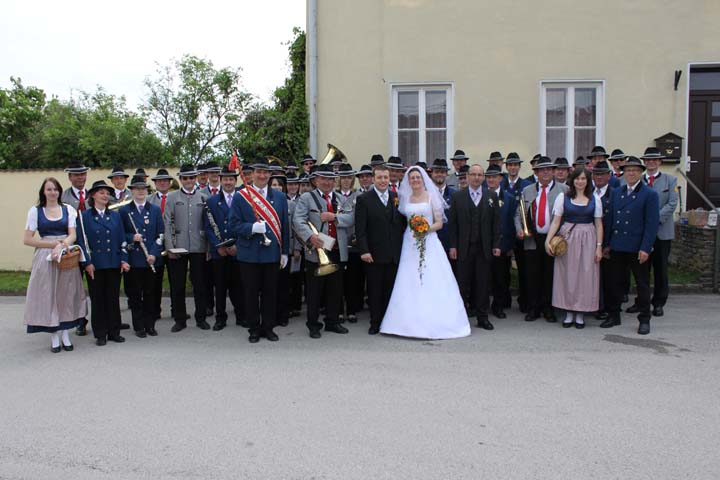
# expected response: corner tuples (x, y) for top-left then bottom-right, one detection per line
(0, 77), (46, 168)
(230, 28), (308, 166)
(142, 55), (252, 165)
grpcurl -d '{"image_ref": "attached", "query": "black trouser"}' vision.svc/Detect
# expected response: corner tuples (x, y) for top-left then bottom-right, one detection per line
(87, 268), (122, 339)
(344, 252), (365, 315)
(607, 251), (651, 323)
(168, 253), (207, 325)
(204, 258), (215, 311)
(365, 261), (398, 328)
(457, 243), (492, 320)
(649, 238), (672, 308)
(305, 250), (343, 332)
(599, 257), (611, 313)
(77, 266), (89, 326)
(276, 262), (290, 325)
(288, 257), (303, 312)
(513, 240), (528, 310)
(491, 253), (512, 311)
(124, 267), (156, 332)
(238, 262), (278, 335)
(152, 263), (174, 318)
(525, 235), (555, 316)
(212, 256), (244, 324)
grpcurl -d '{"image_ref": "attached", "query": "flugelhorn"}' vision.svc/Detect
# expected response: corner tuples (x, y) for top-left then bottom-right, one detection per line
(306, 222), (339, 277)
(108, 198), (133, 210)
(320, 143), (347, 165)
(519, 195), (532, 237)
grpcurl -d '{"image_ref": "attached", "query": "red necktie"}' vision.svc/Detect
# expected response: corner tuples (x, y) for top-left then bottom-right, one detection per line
(323, 193), (337, 239)
(118, 191), (124, 200)
(615, 172), (622, 178)
(211, 187), (218, 195)
(648, 175), (654, 187)
(391, 184), (397, 193)
(160, 194), (167, 214)
(537, 186), (547, 228)
(78, 190), (86, 211)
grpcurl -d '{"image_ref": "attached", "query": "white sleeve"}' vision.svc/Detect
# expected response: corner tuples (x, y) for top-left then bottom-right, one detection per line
(552, 193), (565, 217)
(66, 205), (78, 228)
(594, 197), (603, 218)
(26, 206), (38, 231)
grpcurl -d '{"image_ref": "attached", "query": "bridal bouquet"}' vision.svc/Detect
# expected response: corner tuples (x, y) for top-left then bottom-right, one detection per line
(409, 214), (430, 283)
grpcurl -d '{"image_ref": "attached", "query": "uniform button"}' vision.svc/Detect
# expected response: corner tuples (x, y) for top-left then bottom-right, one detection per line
(626, 211), (630, 214)
(107, 239), (110, 243)
(617, 210), (621, 214)
(625, 221), (629, 224)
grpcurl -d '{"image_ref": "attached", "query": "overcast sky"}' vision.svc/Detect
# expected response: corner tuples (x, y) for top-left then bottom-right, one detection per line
(0, 0), (306, 108)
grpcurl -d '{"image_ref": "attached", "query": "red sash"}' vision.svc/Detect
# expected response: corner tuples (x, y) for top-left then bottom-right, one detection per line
(238, 187), (282, 248)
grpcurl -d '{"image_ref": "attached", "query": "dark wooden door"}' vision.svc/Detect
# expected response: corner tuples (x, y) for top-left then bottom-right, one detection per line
(688, 93), (720, 210)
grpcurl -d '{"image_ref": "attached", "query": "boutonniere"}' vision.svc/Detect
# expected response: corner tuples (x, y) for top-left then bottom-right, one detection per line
(498, 199), (504, 208)
(393, 197), (399, 207)
(488, 198), (494, 207)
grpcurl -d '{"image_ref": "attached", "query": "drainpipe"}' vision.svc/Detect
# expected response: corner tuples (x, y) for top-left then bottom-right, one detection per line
(308, 0), (318, 159)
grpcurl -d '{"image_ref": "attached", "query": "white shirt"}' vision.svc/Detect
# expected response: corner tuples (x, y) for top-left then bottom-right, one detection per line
(626, 180), (642, 194)
(134, 202), (146, 214)
(594, 184), (608, 199)
(114, 188), (125, 199)
(534, 181), (554, 234)
(156, 191), (168, 199)
(181, 187), (196, 195)
(317, 189), (334, 201)
(25, 205), (78, 231)
(72, 186), (87, 199)
(492, 186), (502, 197)
(375, 188), (389, 206)
(552, 193), (602, 218)
(469, 186), (482, 206)
(225, 192), (234, 206)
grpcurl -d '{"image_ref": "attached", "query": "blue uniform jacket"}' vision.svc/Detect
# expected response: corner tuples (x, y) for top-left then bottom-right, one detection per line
(227, 187), (290, 263)
(119, 202), (164, 268)
(598, 188), (613, 247)
(498, 188), (518, 253)
(77, 208), (128, 270)
(204, 192), (236, 261)
(608, 175), (621, 189)
(436, 185), (455, 251)
(502, 176), (531, 198)
(605, 182), (659, 254)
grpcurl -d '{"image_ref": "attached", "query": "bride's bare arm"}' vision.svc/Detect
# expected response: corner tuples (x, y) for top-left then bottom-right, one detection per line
(429, 195), (444, 232)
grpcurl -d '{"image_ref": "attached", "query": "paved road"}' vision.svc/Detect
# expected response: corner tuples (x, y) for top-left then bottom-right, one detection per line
(1, 294), (719, 480)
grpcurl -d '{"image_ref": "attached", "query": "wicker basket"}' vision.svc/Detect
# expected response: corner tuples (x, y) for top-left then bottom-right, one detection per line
(548, 235), (568, 257)
(57, 246), (81, 270)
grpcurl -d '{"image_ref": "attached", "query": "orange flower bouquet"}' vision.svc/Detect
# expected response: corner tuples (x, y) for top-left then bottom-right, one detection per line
(409, 214), (430, 282)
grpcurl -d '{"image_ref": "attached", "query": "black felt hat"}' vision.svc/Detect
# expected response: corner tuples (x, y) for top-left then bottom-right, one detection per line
(593, 160), (612, 174)
(530, 154), (542, 165)
(128, 175), (149, 189)
(431, 158), (449, 170)
(107, 166), (130, 179)
(370, 154), (385, 166)
(251, 156), (273, 171)
(553, 157), (571, 169)
(134, 168), (148, 178)
(641, 147), (664, 160)
(151, 168), (173, 181)
(337, 163), (356, 176)
(177, 164), (198, 177)
(505, 152), (522, 164)
(356, 164), (373, 176)
(314, 164), (337, 178)
(620, 156), (647, 171)
(219, 166), (239, 177)
(451, 150), (469, 161)
(609, 149), (626, 161)
(485, 164), (503, 176)
(301, 154), (317, 165)
(487, 151), (504, 162)
(88, 180), (114, 195)
(456, 165), (470, 177)
(386, 156), (405, 169)
(588, 146), (610, 158)
(532, 157), (555, 170)
(64, 163), (90, 174)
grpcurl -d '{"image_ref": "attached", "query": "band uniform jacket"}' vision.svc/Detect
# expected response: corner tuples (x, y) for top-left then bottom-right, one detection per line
(293, 190), (354, 263)
(644, 172), (678, 241)
(336, 189), (359, 254)
(598, 187), (613, 247)
(77, 208), (128, 270)
(513, 181), (569, 251)
(203, 192), (235, 261)
(119, 202), (163, 268)
(497, 188), (518, 254)
(61, 187), (88, 212)
(354, 189), (405, 264)
(108, 188), (131, 205)
(604, 182), (659, 254)
(163, 189), (208, 253)
(288, 196), (302, 255)
(447, 187), (501, 261)
(227, 187), (289, 263)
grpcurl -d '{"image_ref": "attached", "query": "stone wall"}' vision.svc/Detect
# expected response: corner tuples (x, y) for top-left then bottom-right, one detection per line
(670, 223), (718, 291)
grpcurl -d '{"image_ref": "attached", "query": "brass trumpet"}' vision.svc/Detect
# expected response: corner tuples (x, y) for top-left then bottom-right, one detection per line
(108, 198), (133, 210)
(306, 222), (339, 277)
(519, 196), (532, 237)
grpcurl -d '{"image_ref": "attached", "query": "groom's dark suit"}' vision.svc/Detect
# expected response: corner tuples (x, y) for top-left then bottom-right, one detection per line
(448, 187), (501, 324)
(355, 188), (406, 330)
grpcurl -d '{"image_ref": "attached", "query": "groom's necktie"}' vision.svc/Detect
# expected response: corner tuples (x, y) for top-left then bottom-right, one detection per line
(381, 192), (388, 206)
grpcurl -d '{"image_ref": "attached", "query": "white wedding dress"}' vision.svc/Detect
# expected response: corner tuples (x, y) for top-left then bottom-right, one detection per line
(380, 200), (470, 339)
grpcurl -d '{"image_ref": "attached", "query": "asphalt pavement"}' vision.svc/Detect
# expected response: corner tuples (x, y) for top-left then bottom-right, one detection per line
(1, 294), (719, 480)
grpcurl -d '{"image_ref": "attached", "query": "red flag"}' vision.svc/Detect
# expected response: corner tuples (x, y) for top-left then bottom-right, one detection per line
(229, 150), (240, 172)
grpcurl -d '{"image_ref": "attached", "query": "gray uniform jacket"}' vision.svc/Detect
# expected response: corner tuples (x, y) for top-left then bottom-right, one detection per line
(288, 196), (302, 254)
(514, 181), (569, 250)
(163, 189), (208, 253)
(147, 191), (167, 209)
(337, 190), (359, 253)
(108, 188), (131, 205)
(293, 190), (354, 263)
(646, 172), (678, 241)
(61, 187), (88, 211)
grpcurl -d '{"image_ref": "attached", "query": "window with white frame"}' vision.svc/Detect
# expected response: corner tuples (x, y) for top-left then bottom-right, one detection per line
(540, 82), (604, 161)
(392, 85), (453, 165)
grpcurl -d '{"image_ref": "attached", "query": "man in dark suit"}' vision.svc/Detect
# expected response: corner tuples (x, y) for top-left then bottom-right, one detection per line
(485, 164), (515, 319)
(502, 153), (531, 312)
(590, 160), (614, 320)
(355, 165), (406, 335)
(602, 157), (659, 335)
(448, 164), (502, 330)
(429, 158), (454, 254)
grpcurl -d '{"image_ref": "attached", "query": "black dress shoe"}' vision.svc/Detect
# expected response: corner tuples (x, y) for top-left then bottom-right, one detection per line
(277, 320), (289, 327)
(638, 323), (651, 335)
(652, 306), (664, 317)
(171, 323), (186, 333)
(309, 330), (322, 339)
(544, 311), (557, 323)
(206, 308), (214, 317)
(492, 309), (507, 319)
(51, 345), (62, 353)
(324, 324), (349, 334)
(146, 328), (158, 336)
(248, 334), (260, 343)
(518, 303), (528, 314)
(595, 312), (609, 320)
(108, 334), (125, 343)
(212, 321), (227, 331)
(185, 313), (191, 320)
(196, 320), (211, 330)
(622, 294), (629, 303)
(135, 330), (147, 338)
(120, 323), (130, 330)
(477, 318), (494, 330)
(61, 343), (74, 351)
(236, 320), (249, 328)
(368, 326), (380, 335)
(347, 315), (358, 323)
(524, 313), (538, 322)
(76, 319), (88, 336)
(600, 317), (621, 328)
(562, 321), (573, 328)
(575, 322), (585, 329)
(626, 304), (640, 313)
(264, 330), (279, 342)
(96, 337), (107, 346)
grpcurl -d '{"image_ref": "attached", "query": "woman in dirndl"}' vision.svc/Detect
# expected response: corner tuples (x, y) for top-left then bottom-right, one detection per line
(23, 177), (87, 352)
(545, 167), (603, 328)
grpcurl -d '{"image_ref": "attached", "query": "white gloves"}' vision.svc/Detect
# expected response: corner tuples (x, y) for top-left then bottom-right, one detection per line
(280, 254), (288, 269)
(252, 221), (267, 234)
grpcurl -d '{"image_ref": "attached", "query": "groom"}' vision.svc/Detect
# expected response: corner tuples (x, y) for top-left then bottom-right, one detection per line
(448, 164), (501, 330)
(355, 165), (406, 335)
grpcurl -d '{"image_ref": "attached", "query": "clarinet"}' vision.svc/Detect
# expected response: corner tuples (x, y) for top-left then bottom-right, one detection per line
(203, 202), (235, 248)
(127, 212), (157, 273)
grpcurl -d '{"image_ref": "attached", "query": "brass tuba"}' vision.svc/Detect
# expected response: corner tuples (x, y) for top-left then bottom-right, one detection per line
(306, 222), (340, 277)
(320, 143), (347, 165)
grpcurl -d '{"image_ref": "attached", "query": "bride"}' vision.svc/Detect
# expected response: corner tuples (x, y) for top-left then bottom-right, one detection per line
(380, 166), (470, 339)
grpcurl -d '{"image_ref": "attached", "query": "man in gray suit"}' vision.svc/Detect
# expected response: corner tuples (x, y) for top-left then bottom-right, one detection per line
(107, 166), (131, 205)
(514, 158), (569, 322)
(626, 148), (678, 317)
(293, 164), (354, 338)
(163, 164), (210, 332)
